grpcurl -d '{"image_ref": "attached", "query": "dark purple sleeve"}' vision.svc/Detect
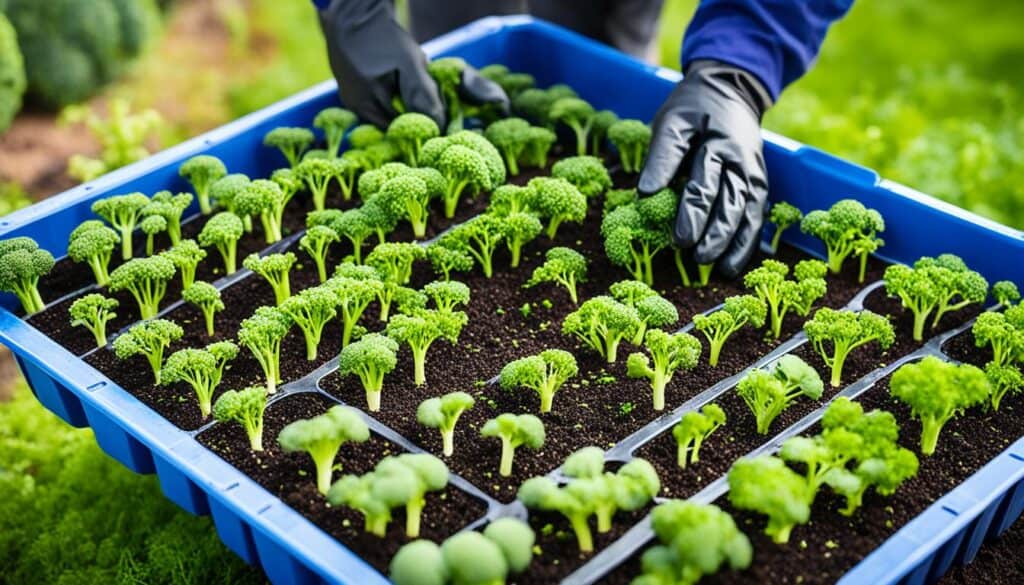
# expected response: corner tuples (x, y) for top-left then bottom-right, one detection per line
(680, 0), (854, 99)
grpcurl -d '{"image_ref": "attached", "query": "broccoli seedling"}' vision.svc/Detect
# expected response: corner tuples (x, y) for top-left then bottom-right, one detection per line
(327, 471), (400, 537)
(235, 179), (287, 244)
(179, 155), (227, 215)
(768, 202), (803, 253)
(485, 117), (531, 175)
(800, 199), (885, 279)
(334, 154), (366, 201)
(692, 295), (768, 367)
(550, 97), (596, 155)
(237, 306), (292, 394)
(890, 356), (990, 455)
(604, 188), (638, 217)
(588, 110), (619, 155)
(272, 166), (303, 203)
(528, 177), (587, 240)
(421, 130), (506, 217)
(280, 286), (338, 360)
(386, 309), (468, 386)
(517, 472), (598, 551)
(65, 222), (118, 288)
(561, 447), (661, 534)
(300, 225), (339, 283)
(610, 280), (679, 344)
(626, 330), (702, 411)
(296, 157), (342, 212)
(744, 258), (827, 339)
(112, 319), (183, 385)
(562, 296), (641, 363)
(501, 212), (543, 268)
(551, 155), (612, 199)
(213, 386), (268, 451)
(161, 239), (206, 290)
(512, 87), (559, 126)
(525, 247), (588, 304)
(499, 349), (579, 413)
(197, 211), (244, 275)
(522, 126), (557, 169)
(139, 215), (166, 256)
(314, 106), (357, 158)
(210, 173), (253, 231)
(142, 191), (193, 246)
(373, 172), (442, 239)
(108, 255), (176, 319)
(423, 280), (471, 314)
(182, 281), (224, 337)
(91, 192), (149, 260)
(381, 454), (450, 537)
(986, 363), (1024, 411)
(417, 391), (476, 457)
(426, 243), (475, 282)
(278, 405), (369, 494)
(161, 341), (239, 419)
(971, 307), (1024, 367)
(364, 242), (423, 288)
(488, 184), (535, 217)
(263, 126), (314, 168)
(727, 456), (810, 544)
(911, 254), (988, 330)
(804, 308), (895, 387)
(638, 500), (752, 585)
(310, 208), (372, 264)
(428, 57), (468, 131)
(601, 196), (672, 285)
(438, 214), (505, 278)
(735, 355), (823, 434)
(672, 404), (726, 467)
(349, 124), (385, 149)
(993, 281), (1021, 308)
(243, 252), (296, 305)
(328, 272), (385, 343)
(69, 293), (118, 348)
(607, 119), (651, 173)
(482, 413), (545, 477)
(338, 333), (399, 411)
(386, 113), (440, 166)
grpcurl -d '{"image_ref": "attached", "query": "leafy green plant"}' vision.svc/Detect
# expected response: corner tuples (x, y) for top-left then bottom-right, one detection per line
(112, 319), (183, 385)
(198, 211), (244, 274)
(499, 349), (579, 413)
(299, 225), (339, 283)
(426, 243), (475, 282)
(485, 117), (531, 175)
(672, 404), (726, 468)
(528, 177), (587, 239)
(182, 281), (224, 337)
(60, 100), (163, 182)
(142, 191), (192, 246)
(161, 342), (239, 419)
(338, 333), (399, 411)
(237, 306), (292, 394)
(727, 456), (810, 544)
(767, 202), (803, 253)
(437, 214), (505, 278)
(525, 246), (588, 304)
(67, 221), (119, 287)
(804, 308), (895, 387)
(210, 174), (253, 231)
(162, 239), (206, 290)
(562, 296), (641, 363)
(692, 295), (768, 367)
(610, 280), (679, 344)
(550, 97), (596, 155)
(313, 106), (357, 158)
(552, 155), (612, 199)
(800, 199), (885, 281)
(278, 405), (369, 494)
(417, 391), (476, 457)
(296, 157), (341, 212)
(522, 126), (557, 169)
(501, 212), (543, 268)
(263, 127), (314, 168)
(992, 281), (1021, 308)
(179, 155), (227, 215)
(420, 130), (505, 218)
(108, 255), (176, 319)
(601, 190), (675, 285)
(235, 179), (288, 244)
(481, 413), (546, 477)
(0, 237), (54, 314)
(69, 293), (118, 348)
(243, 252), (296, 305)
(326, 271), (383, 346)
(387, 308), (468, 386)
(735, 355), (824, 434)
(971, 305), (1024, 367)
(743, 258), (827, 339)
(213, 386), (268, 451)
(986, 362), (1024, 411)
(608, 119), (651, 173)
(386, 112), (441, 166)
(91, 192), (150, 260)
(279, 285), (338, 360)
(627, 330), (702, 411)
(427, 57), (467, 130)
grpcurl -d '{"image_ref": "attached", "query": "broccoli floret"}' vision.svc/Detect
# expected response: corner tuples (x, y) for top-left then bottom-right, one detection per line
(500, 212), (543, 268)
(296, 157), (342, 212)
(626, 329), (702, 411)
(550, 97), (596, 155)
(69, 293), (118, 348)
(512, 88), (557, 126)
(161, 341), (239, 419)
(562, 296), (641, 363)
(992, 281), (1021, 308)
(499, 349), (578, 413)
(562, 447), (660, 534)
(800, 199), (885, 280)
(804, 308), (895, 387)
(235, 179), (287, 244)
(333, 154), (367, 202)
(603, 188), (638, 218)
(638, 500), (752, 585)
(91, 192), (149, 260)
(417, 391), (476, 457)
(210, 173), (253, 231)
(327, 271), (383, 346)
(427, 57), (468, 131)
(529, 177), (587, 240)
(423, 243), (472, 282)
(67, 221), (119, 287)
(588, 110), (619, 155)
(610, 280), (679, 344)
(767, 202), (803, 253)
(525, 247), (588, 304)
(279, 285), (338, 361)
(243, 252), (296, 305)
(108, 255), (176, 319)
(386, 112), (441, 166)
(349, 123), (384, 149)
(522, 126), (557, 169)
(488, 184), (535, 217)
(271, 167), (303, 204)
(182, 281), (224, 337)
(735, 355), (823, 434)
(744, 258), (828, 339)
(237, 306), (292, 394)
(112, 318), (183, 385)
(986, 363), (1024, 411)
(139, 215), (166, 256)
(278, 405), (369, 494)
(197, 211), (244, 275)
(310, 207), (372, 264)
(313, 106), (357, 158)
(386, 308), (468, 386)
(142, 191), (193, 246)
(911, 254), (988, 330)
(484, 117), (531, 176)
(890, 356), (990, 455)
(601, 199), (671, 285)
(297, 225), (338, 283)
(552, 155), (612, 199)
(338, 333), (399, 411)
(972, 307), (1024, 367)
(373, 171), (444, 239)
(420, 130), (505, 218)
(162, 238), (206, 290)
(672, 404), (726, 468)
(326, 471), (400, 537)
(366, 241), (425, 286)
(482, 413), (545, 477)
(607, 119), (651, 174)
(179, 155), (227, 215)
(213, 386), (268, 451)
(437, 214), (505, 278)
(692, 295), (767, 367)
(263, 126), (314, 168)
(422, 280), (470, 314)
(727, 456), (810, 543)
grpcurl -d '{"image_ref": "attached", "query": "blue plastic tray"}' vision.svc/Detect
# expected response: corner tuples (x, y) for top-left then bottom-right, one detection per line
(1, 16), (1023, 585)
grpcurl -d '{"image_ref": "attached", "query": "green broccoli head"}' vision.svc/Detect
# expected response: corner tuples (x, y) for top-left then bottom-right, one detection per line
(528, 177), (587, 240)
(67, 221), (119, 286)
(481, 413), (545, 477)
(313, 106), (357, 157)
(108, 255), (176, 319)
(263, 126), (315, 168)
(550, 97), (596, 155)
(112, 318), (183, 385)
(278, 405), (370, 494)
(551, 155), (612, 199)
(607, 119), (651, 173)
(484, 117), (532, 176)
(179, 155), (227, 214)
(68, 293), (118, 348)
(213, 386), (268, 451)
(525, 246), (589, 304)
(387, 113), (441, 166)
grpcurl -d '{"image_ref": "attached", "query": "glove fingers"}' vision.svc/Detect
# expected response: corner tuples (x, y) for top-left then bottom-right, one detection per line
(460, 67), (511, 115)
(637, 113), (695, 195)
(674, 145), (721, 248)
(398, 63), (446, 129)
(717, 194), (768, 278)
(693, 164), (747, 263)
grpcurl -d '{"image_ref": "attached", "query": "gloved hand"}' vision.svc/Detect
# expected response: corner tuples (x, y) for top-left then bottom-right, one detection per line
(317, 0), (508, 129)
(638, 60), (773, 278)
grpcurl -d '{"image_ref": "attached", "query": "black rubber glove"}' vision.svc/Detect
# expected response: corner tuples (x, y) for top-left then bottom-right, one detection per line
(638, 60), (773, 278)
(317, 0), (508, 129)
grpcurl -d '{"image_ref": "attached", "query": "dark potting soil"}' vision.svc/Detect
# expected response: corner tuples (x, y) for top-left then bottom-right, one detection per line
(942, 516), (1024, 584)
(196, 391), (488, 573)
(942, 326), (990, 367)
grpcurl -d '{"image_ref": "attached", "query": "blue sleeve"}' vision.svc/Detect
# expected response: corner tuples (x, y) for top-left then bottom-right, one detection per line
(680, 0), (854, 100)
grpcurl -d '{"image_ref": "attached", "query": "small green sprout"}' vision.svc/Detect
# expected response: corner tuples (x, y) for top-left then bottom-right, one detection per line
(237, 306), (292, 394)
(279, 285), (338, 360)
(549, 97), (596, 155)
(387, 113), (441, 166)
(386, 308), (468, 386)
(198, 211), (244, 275)
(69, 293), (118, 348)
(562, 296), (641, 363)
(263, 127), (314, 168)
(338, 333), (399, 411)
(210, 173), (253, 231)
(528, 177), (587, 240)
(161, 239), (206, 290)
(607, 119), (651, 173)
(692, 295), (768, 367)
(108, 255), (176, 319)
(986, 363), (1024, 411)
(182, 281), (224, 337)
(139, 215), (167, 256)
(673, 404), (726, 468)
(213, 386), (268, 451)
(235, 179), (287, 244)
(971, 306), (1024, 367)
(426, 243), (474, 282)
(67, 221), (119, 287)
(499, 349), (579, 413)
(417, 391), (476, 457)
(800, 199), (885, 280)
(992, 281), (1021, 308)
(481, 413), (545, 477)
(112, 319), (183, 385)
(313, 106), (357, 158)
(278, 405), (369, 494)
(744, 258), (827, 339)
(91, 192), (149, 260)
(300, 225), (340, 283)
(437, 214), (505, 278)
(525, 247), (588, 304)
(179, 155), (227, 215)
(626, 330), (702, 411)
(501, 212), (543, 268)
(804, 308), (894, 387)
(161, 341), (239, 419)
(736, 355), (824, 434)
(768, 202), (803, 253)
(243, 252), (296, 305)
(727, 456), (810, 544)
(142, 191), (192, 246)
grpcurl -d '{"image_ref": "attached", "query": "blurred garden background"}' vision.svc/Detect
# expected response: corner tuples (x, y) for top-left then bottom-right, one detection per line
(1, 0), (1022, 582)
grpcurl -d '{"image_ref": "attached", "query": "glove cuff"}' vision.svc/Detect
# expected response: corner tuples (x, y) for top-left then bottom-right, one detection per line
(685, 60), (774, 120)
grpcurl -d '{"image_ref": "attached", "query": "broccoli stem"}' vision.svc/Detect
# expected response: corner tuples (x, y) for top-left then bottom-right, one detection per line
(690, 435), (705, 464)
(412, 346), (428, 386)
(146, 234), (156, 256)
(203, 306), (216, 337)
(546, 217), (563, 240)
(119, 226), (134, 260)
(569, 123), (588, 156)
(30, 285), (45, 314)
(595, 505), (615, 533)
(503, 151), (520, 176)
(674, 249), (692, 287)
(246, 419), (264, 451)
(605, 336), (622, 364)
(839, 486), (866, 517)
(569, 514), (595, 553)
(769, 301), (784, 339)
(217, 243), (237, 275)
(919, 415), (945, 455)
(826, 243), (853, 274)
(858, 252), (869, 283)
(538, 388), (555, 413)
(707, 336), (726, 368)
(766, 520), (793, 544)
(405, 497), (425, 538)
(770, 227), (784, 253)
(444, 180), (469, 219)
(87, 256), (110, 287)
(560, 274), (580, 304)
(651, 371), (667, 411)
(911, 310), (928, 342)
(366, 389), (381, 412)
(198, 193), (212, 215)
(440, 428), (455, 457)
(829, 350), (848, 388)
(365, 514), (390, 538)
(242, 215), (253, 233)
(677, 441), (689, 468)
(509, 239), (523, 268)
(498, 436), (516, 476)
(697, 263), (714, 287)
